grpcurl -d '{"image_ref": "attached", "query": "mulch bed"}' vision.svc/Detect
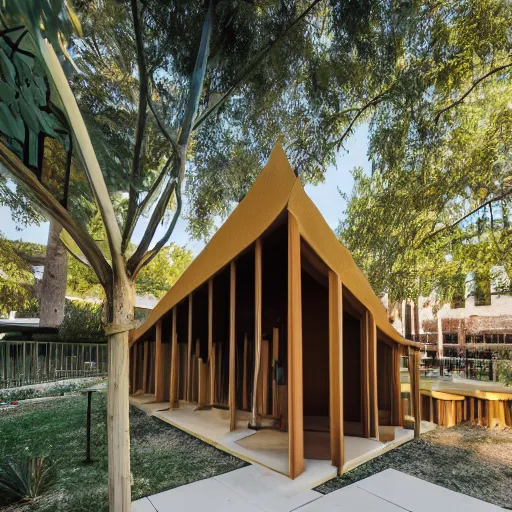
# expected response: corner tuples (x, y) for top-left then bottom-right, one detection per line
(315, 424), (512, 510)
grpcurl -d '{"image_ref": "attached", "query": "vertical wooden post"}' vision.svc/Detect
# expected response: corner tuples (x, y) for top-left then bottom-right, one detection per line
(208, 278), (214, 404)
(251, 239), (263, 426)
(142, 341), (149, 394)
(131, 344), (137, 393)
(392, 344), (402, 426)
(409, 349), (421, 437)
(187, 294), (193, 401)
(288, 213), (304, 479)
(169, 307), (179, 408)
(198, 358), (208, 407)
(368, 312), (379, 440)
(242, 334), (248, 410)
(154, 320), (164, 402)
(148, 343), (155, 394)
(361, 313), (370, 438)
(229, 261), (237, 431)
(261, 339), (270, 415)
(328, 271), (344, 472)
(272, 328), (280, 417)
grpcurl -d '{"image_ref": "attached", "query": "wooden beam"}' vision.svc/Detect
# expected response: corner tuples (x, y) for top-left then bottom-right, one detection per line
(272, 328), (279, 417)
(368, 312), (379, 440)
(243, 334), (248, 410)
(409, 349), (421, 437)
(208, 278), (214, 404)
(169, 307), (179, 408)
(251, 238), (263, 426)
(361, 312), (370, 438)
(392, 344), (402, 426)
(229, 261), (236, 431)
(142, 341), (149, 394)
(287, 213), (304, 479)
(187, 294), (193, 401)
(131, 345), (137, 394)
(154, 320), (164, 402)
(198, 358), (207, 407)
(148, 342), (155, 394)
(261, 339), (270, 416)
(328, 271), (344, 472)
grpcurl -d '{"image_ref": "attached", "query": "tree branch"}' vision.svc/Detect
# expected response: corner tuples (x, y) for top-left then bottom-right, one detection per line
(147, 87), (178, 154)
(130, 185), (182, 278)
(180, 0), (215, 143)
(192, 0), (324, 132)
(434, 60), (512, 124)
(136, 154), (174, 218)
(16, 251), (46, 266)
(36, 33), (123, 267)
(126, 177), (177, 276)
(422, 188), (512, 242)
(334, 84), (395, 149)
(0, 141), (112, 289)
(122, 0), (150, 253)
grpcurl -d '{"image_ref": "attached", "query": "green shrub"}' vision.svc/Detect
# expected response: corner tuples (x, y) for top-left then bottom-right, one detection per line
(59, 301), (106, 343)
(0, 456), (55, 505)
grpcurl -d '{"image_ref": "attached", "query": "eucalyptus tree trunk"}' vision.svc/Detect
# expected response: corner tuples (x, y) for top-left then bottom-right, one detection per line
(107, 269), (135, 512)
(39, 220), (68, 328)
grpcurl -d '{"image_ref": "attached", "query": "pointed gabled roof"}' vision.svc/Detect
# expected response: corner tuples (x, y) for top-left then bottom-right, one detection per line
(131, 142), (416, 347)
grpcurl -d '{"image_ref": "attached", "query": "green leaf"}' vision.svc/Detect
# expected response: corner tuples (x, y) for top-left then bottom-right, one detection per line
(0, 103), (25, 141)
(0, 83), (16, 104)
(19, 96), (40, 134)
(0, 48), (17, 89)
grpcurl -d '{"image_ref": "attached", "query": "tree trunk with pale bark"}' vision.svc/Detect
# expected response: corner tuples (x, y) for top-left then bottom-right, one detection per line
(39, 220), (68, 328)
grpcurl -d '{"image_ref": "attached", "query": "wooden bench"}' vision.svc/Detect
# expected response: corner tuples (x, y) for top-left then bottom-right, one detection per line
(420, 387), (512, 428)
(420, 389), (465, 427)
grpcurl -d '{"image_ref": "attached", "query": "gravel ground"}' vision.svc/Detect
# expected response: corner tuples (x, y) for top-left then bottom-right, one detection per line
(316, 424), (512, 509)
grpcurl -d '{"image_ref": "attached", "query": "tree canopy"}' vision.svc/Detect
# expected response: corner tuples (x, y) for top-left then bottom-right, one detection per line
(338, 0), (512, 304)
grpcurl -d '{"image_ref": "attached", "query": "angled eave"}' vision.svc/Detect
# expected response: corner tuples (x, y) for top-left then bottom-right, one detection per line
(287, 180), (418, 348)
(131, 142), (418, 349)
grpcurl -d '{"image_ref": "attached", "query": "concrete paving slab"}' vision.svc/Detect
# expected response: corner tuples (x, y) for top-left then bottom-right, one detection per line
(296, 484), (405, 511)
(356, 469), (504, 512)
(214, 464), (322, 512)
(147, 476), (263, 512)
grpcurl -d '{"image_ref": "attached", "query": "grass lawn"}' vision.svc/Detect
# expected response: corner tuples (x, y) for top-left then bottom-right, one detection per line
(316, 424), (512, 509)
(0, 394), (247, 511)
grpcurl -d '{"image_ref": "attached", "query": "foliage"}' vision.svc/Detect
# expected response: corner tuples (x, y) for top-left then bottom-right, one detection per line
(136, 243), (193, 298)
(58, 300), (106, 343)
(0, 456), (55, 505)
(338, 0), (512, 304)
(495, 349), (512, 387)
(0, 377), (106, 402)
(0, 233), (39, 316)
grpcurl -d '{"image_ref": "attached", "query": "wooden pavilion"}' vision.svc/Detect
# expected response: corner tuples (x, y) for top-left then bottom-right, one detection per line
(129, 143), (421, 479)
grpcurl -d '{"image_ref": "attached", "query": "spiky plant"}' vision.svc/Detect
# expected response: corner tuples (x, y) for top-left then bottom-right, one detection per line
(0, 457), (55, 505)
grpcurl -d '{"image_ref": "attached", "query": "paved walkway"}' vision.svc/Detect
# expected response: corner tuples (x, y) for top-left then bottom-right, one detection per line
(132, 466), (504, 512)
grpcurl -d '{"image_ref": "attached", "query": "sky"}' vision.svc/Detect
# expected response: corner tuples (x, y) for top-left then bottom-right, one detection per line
(0, 124), (371, 256)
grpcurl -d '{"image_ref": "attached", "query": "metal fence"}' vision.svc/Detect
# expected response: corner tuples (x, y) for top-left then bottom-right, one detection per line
(420, 354), (502, 382)
(0, 341), (108, 389)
